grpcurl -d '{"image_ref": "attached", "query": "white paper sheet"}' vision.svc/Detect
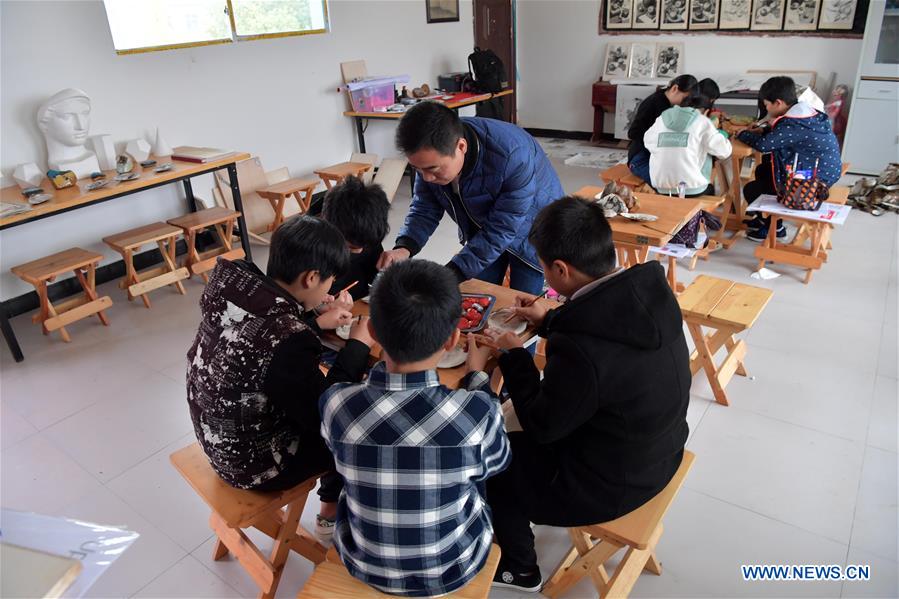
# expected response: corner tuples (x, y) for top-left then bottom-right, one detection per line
(746, 195), (851, 225)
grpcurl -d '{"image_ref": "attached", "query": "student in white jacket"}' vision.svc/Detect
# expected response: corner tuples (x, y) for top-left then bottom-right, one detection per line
(644, 94), (732, 197)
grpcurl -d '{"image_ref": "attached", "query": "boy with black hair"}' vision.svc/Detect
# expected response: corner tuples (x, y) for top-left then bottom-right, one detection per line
(737, 76), (842, 241)
(187, 215), (373, 537)
(320, 259), (511, 597)
(644, 91), (732, 197)
(321, 175), (390, 301)
(485, 196), (690, 591)
(698, 77), (720, 104)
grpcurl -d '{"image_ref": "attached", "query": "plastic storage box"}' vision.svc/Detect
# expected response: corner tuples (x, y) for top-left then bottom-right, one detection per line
(347, 75), (410, 112)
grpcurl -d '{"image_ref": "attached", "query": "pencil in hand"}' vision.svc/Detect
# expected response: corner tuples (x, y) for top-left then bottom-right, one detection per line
(502, 289), (549, 324)
(339, 280), (359, 295)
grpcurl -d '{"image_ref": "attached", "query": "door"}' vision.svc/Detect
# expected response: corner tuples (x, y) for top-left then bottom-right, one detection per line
(473, 0), (516, 122)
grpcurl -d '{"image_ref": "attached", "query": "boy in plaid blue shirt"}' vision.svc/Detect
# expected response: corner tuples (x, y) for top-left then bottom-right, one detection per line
(319, 260), (510, 597)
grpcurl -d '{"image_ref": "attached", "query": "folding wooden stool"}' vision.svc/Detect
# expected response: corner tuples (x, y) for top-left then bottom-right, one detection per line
(599, 163), (652, 193)
(297, 544), (501, 599)
(167, 207), (245, 283)
(11, 248), (112, 343)
(170, 443), (327, 599)
(103, 222), (190, 309)
(542, 451), (695, 599)
(678, 275), (773, 406)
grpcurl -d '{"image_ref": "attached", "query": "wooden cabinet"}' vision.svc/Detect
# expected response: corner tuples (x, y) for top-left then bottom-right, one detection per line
(592, 81), (617, 141)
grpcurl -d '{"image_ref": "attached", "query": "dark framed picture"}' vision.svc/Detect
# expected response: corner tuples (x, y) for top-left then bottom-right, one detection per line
(427, 0), (460, 23)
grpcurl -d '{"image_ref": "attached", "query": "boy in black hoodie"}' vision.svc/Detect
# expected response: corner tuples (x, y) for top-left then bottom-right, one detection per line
(485, 196), (691, 592)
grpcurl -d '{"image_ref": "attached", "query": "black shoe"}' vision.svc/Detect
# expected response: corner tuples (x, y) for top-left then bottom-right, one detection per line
(747, 225), (787, 242)
(743, 214), (765, 227)
(492, 567), (543, 592)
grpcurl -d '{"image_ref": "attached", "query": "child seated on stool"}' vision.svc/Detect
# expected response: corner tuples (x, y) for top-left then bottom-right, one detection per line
(320, 260), (510, 597)
(627, 74), (699, 186)
(737, 76), (842, 241)
(186, 216), (373, 538)
(321, 175), (390, 302)
(485, 197), (690, 592)
(644, 91), (732, 197)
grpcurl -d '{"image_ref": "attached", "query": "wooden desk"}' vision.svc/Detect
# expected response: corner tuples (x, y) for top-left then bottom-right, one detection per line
(573, 186), (703, 267)
(1, 152), (252, 363)
(326, 279), (556, 389)
(344, 89), (514, 153)
(591, 81), (618, 141)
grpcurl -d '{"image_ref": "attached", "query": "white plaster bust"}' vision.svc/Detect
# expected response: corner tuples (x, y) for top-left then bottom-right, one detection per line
(37, 88), (101, 179)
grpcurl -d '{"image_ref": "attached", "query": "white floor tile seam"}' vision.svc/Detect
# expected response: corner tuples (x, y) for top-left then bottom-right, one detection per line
(681, 485), (856, 552)
(128, 552), (242, 599)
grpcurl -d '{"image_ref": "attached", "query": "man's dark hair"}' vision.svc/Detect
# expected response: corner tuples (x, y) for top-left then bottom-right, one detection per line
(529, 196), (616, 278)
(321, 175), (390, 248)
(698, 78), (720, 103)
(665, 75), (699, 96)
(759, 76), (798, 106)
(369, 260), (461, 363)
(395, 101), (465, 156)
(266, 215), (349, 284)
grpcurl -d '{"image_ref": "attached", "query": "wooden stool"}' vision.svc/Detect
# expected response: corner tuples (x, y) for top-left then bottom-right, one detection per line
(314, 162), (373, 190)
(256, 177), (319, 231)
(167, 207), (245, 283)
(103, 223), (190, 309)
(297, 544), (501, 599)
(170, 443), (327, 599)
(599, 163), (651, 192)
(542, 451), (695, 599)
(11, 248), (112, 343)
(678, 276), (773, 406)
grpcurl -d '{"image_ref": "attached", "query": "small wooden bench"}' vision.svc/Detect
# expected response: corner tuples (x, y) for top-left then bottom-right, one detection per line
(678, 276), (773, 406)
(11, 248), (112, 343)
(256, 177), (319, 231)
(599, 163), (651, 192)
(314, 162), (373, 190)
(297, 544), (501, 599)
(542, 451), (696, 598)
(170, 443), (327, 599)
(103, 222), (190, 308)
(167, 207), (245, 283)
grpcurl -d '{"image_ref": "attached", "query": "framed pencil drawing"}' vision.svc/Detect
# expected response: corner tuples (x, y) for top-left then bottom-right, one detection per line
(661, 0), (689, 28)
(719, 0), (752, 27)
(689, 0), (720, 28)
(632, 0), (662, 27)
(751, 0), (785, 29)
(784, 0), (820, 29)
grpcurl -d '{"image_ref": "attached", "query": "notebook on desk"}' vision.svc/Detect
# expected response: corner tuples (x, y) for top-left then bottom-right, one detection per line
(172, 146), (235, 163)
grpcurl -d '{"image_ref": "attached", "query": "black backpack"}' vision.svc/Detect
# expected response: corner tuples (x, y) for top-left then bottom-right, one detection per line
(468, 47), (506, 93)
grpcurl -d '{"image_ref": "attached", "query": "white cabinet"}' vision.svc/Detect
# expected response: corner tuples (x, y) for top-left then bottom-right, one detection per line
(843, 0), (899, 174)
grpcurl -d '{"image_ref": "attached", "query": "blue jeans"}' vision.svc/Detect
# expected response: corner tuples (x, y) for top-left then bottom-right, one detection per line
(627, 150), (651, 186)
(475, 252), (544, 295)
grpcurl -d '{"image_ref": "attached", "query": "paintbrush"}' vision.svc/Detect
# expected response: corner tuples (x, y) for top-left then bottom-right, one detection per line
(339, 280), (359, 295)
(503, 289), (549, 324)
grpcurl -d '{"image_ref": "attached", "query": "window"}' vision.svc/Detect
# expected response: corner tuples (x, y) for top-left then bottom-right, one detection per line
(103, 0), (329, 54)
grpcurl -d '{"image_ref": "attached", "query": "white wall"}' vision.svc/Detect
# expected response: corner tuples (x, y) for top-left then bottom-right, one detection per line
(515, 0), (863, 132)
(0, 0), (474, 300)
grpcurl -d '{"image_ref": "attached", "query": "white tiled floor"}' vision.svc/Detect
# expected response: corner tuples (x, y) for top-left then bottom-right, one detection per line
(1, 155), (896, 598)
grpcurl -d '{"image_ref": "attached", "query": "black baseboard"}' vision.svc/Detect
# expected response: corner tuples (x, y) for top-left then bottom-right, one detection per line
(2, 191), (331, 320)
(525, 128), (594, 141)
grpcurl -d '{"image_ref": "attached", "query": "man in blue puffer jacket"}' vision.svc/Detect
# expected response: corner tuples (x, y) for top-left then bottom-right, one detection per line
(377, 102), (563, 294)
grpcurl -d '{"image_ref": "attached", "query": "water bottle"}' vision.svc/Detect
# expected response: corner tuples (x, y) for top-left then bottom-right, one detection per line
(677, 181), (686, 198)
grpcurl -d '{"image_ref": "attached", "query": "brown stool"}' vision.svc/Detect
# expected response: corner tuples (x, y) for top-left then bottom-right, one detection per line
(678, 276), (773, 406)
(103, 222), (190, 308)
(256, 177), (319, 231)
(297, 544), (501, 598)
(600, 163), (652, 193)
(167, 207), (245, 283)
(314, 162), (373, 190)
(542, 451), (695, 599)
(170, 443), (327, 599)
(11, 248), (112, 343)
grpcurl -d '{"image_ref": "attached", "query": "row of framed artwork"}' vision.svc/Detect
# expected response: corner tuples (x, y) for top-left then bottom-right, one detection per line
(603, 42), (685, 79)
(605, 0), (860, 31)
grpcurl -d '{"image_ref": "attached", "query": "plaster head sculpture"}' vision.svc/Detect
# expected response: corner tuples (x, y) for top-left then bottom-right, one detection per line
(37, 88), (100, 179)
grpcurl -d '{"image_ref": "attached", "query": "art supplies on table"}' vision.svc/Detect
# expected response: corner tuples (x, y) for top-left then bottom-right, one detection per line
(747, 195), (851, 225)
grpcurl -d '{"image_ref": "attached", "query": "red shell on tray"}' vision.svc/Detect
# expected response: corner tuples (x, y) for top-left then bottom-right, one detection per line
(457, 294), (495, 332)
